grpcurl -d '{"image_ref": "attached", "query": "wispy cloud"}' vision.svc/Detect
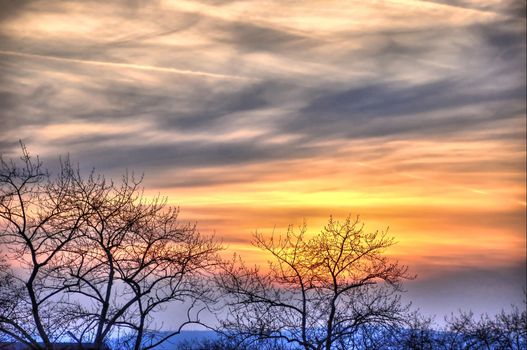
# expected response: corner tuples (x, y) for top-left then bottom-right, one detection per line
(0, 0), (525, 314)
(0, 50), (253, 80)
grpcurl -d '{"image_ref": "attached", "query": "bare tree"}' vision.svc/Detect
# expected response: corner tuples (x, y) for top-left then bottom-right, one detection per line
(217, 216), (413, 350)
(0, 144), (87, 349)
(381, 301), (527, 350)
(441, 304), (527, 350)
(0, 145), (222, 350)
(377, 312), (438, 350)
(53, 168), (222, 350)
(103, 204), (221, 350)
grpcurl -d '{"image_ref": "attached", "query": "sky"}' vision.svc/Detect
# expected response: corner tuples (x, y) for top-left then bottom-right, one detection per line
(0, 0), (525, 320)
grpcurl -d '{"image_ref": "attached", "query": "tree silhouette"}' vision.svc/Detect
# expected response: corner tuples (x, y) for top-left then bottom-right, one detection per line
(0, 145), (221, 350)
(217, 216), (413, 350)
(53, 173), (221, 350)
(0, 144), (85, 349)
(440, 305), (527, 350)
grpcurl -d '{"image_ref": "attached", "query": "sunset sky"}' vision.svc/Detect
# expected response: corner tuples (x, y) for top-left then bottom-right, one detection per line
(0, 0), (525, 320)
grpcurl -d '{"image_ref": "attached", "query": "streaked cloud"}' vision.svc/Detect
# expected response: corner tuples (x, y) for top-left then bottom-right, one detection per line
(0, 50), (254, 80)
(0, 0), (525, 316)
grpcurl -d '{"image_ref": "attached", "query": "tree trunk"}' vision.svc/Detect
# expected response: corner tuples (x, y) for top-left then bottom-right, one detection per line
(94, 249), (114, 349)
(133, 313), (146, 350)
(27, 272), (52, 350)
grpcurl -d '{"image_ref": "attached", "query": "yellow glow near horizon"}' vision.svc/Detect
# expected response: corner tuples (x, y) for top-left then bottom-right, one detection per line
(152, 144), (525, 273)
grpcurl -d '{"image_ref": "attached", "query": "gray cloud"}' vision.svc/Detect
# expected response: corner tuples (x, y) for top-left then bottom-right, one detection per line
(421, 0), (526, 18)
(0, 1), (524, 175)
(0, 0), (35, 21)
(210, 21), (320, 54)
(286, 79), (524, 140)
(49, 137), (321, 174)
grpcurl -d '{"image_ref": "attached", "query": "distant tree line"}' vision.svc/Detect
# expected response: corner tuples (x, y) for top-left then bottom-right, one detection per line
(0, 146), (525, 350)
(178, 305), (526, 350)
